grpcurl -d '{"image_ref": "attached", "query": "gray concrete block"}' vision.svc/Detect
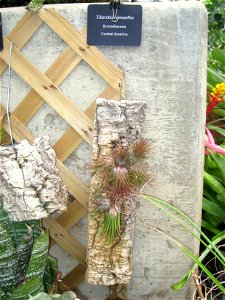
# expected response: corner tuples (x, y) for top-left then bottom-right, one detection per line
(0, 2), (207, 299)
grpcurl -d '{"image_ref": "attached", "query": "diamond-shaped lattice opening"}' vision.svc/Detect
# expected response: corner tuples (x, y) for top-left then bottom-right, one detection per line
(1, 71), (31, 112)
(60, 60), (108, 112)
(21, 22), (67, 73)
(69, 216), (88, 248)
(64, 140), (92, 185)
(27, 103), (70, 145)
(50, 244), (79, 276)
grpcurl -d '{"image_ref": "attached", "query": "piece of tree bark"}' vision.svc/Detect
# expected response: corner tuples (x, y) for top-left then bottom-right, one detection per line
(86, 98), (147, 286)
(0, 136), (68, 221)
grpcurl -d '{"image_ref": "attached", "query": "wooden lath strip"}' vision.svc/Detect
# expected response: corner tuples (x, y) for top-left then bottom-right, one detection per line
(1, 37), (93, 144)
(50, 199), (87, 248)
(56, 200), (87, 231)
(57, 160), (88, 209)
(0, 104), (88, 209)
(0, 12), (43, 74)
(62, 264), (86, 290)
(38, 9), (125, 97)
(43, 218), (86, 266)
(13, 28), (87, 124)
(54, 85), (121, 162)
(13, 46), (82, 124)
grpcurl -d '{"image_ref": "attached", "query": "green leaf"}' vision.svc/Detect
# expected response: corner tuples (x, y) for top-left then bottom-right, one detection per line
(11, 277), (44, 300)
(43, 256), (57, 293)
(143, 195), (225, 265)
(0, 202), (16, 246)
(0, 223), (20, 289)
(203, 211), (222, 227)
(207, 124), (225, 137)
(207, 67), (225, 86)
(171, 231), (225, 290)
(202, 197), (225, 219)
(14, 220), (42, 242)
(26, 231), (49, 280)
(211, 48), (225, 66)
(17, 225), (34, 277)
(0, 288), (6, 300)
(204, 171), (225, 202)
(201, 220), (221, 235)
(172, 242), (225, 293)
(213, 108), (225, 117)
(210, 151), (225, 185)
(207, 82), (214, 92)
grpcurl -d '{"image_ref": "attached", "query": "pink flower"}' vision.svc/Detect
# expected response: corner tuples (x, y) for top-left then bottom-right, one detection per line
(205, 128), (225, 155)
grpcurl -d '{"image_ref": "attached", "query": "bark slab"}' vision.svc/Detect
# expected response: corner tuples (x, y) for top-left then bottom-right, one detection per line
(86, 98), (146, 286)
(0, 136), (68, 221)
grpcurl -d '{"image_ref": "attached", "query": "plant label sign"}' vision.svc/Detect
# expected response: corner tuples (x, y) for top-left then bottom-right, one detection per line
(87, 4), (142, 46)
(0, 13), (3, 51)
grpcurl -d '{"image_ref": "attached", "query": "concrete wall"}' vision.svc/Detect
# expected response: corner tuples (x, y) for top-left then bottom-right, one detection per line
(0, 2), (207, 299)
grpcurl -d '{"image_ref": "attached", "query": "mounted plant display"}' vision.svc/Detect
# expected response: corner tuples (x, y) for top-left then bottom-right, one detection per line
(86, 98), (149, 286)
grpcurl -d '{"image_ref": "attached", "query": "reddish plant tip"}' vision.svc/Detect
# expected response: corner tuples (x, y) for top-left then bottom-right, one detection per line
(132, 138), (150, 159)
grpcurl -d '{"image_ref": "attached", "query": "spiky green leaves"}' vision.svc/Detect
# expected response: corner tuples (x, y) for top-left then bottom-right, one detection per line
(0, 203), (53, 298)
(100, 211), (121, 244)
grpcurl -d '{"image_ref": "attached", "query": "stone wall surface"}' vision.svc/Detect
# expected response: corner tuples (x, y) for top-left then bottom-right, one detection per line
(0, 2), (207, 299)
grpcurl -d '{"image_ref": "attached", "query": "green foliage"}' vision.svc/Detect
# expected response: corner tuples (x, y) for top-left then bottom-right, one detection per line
(100, 212), (121, 243)
(204, 0), (225, 51)
(143, 195), (225, 294)
(0, 203), (57, 299)
(27, 291), (79, 299)
(203, 153), (225, 235)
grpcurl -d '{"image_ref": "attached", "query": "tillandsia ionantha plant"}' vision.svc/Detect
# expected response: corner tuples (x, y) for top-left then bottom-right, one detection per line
(0, 201), (57, 300)
(91, 138), (150, 243)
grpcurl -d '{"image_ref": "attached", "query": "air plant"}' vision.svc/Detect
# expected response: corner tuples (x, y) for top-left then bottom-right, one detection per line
(91, 139), (150, 243)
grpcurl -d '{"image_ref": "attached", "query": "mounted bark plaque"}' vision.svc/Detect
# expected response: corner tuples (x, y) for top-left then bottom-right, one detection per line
(86, 98), (147, 286)
(0, 136), (68, 221)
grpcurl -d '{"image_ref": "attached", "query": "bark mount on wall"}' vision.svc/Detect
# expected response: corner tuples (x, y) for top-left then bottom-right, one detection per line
(86, 98), (147, 286)
(0, 136), (68, 221)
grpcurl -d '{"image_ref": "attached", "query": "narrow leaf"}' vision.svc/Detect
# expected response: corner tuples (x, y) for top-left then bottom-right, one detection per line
(207, 67), (225, 86)
(213, 108), (225, 118)
(0, 224), (20, 289)
(17, 225), (34, 277)
(207, 124), (225, 137)
(202, 197), (225, 219)
(26, 231), (49, 280)
(171, 231), (225, 290)
(210, 151), (225, 185)
(11, 277), (44, 300)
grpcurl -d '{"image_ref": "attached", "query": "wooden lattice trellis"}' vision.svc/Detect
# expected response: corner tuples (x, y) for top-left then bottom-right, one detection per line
(0, 8), (125, 289)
